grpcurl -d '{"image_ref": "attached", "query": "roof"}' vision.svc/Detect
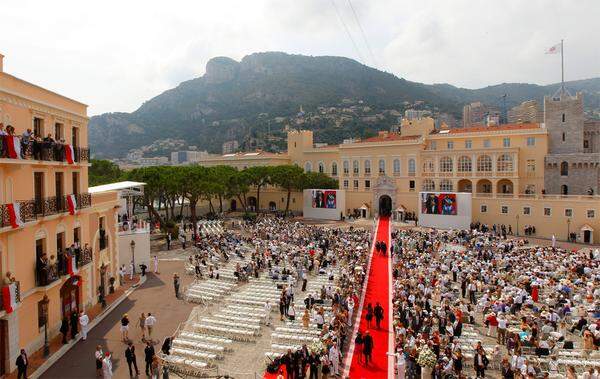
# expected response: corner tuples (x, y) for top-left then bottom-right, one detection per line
(89, 181), (146, 194)
(360, 133), (421, 143)
(442, 123), (542, 135)
(219, 151), (284, 158)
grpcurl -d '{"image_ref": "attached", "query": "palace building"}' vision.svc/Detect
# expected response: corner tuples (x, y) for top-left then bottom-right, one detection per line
(198, 92), (600, 245)
(0, 54), (120, 373)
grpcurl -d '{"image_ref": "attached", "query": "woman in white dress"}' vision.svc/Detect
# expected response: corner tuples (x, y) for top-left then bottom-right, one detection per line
(102, 352), (113, 378)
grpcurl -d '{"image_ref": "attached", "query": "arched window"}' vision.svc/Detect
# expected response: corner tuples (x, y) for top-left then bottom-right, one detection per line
(378, 159), (386, 174)
(458, 156), (472, 172)
(393, 159), (401, 174)
(422, 179), (435, 191)
(343, 160), (349, 174)
(364, 160), (371, 174)
(497, 154), (513, 172)
(423, 159), (435, 173)
(318, 162), (325, 173)
(440, 180), (453, 191)
(561, 184), (569, 195)
(440, 156), (453, 172)
(477, 155), (492, 172)
(304, 162), (312, 172)
(408, 159), (416, 175)
(560, 161), (569, 176)
(353, 160), (359, 175)
(331, 162), (338, 176)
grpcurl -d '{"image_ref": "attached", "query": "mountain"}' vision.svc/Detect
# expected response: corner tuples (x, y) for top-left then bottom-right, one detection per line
(89, 52), (600, 158)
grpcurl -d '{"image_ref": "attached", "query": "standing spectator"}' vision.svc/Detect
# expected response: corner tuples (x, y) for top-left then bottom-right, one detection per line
(102, 351), (113, 379)
(79, 310), (89, 340)
(129, 260), (135, 281)
(139, 313), (147, 340)
(328, 341), (340, 376)
(60, 316), (69, 344)
(363, 330), (374, 366)
(354, 331), (364, 364)
(145, 313), (157, 340)
(125, 341), (140, 377)
(153, 255), (159, 274)
(120, 313), (130, 342)
(374, 302), (384, 329)
(144, 341), (155, 376)
(166, 233), (171, 250)
(288, 302), (296, 321)
(173, 274), (180, 298)
(95, 345), (104, 377)
(70, 310), (78, 340)
(151, 355), (161, 379)
(474, 347), (489, 378)
(365, 303), (373, 329)
(264, 300), (272, 326)
(140, 263), (148, 277)
(15, 349), (28, 379)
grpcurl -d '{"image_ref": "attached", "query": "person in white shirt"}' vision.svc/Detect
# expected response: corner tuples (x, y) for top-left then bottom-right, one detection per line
(129, 261), (134, 280)
(153, 255), (159, 274)
(144, 313), (157, 339)
(102, 352), (113, 378)
(264, 301), (272, 326)
(79, 311), (90, 340)
(328, 342), (341, 376)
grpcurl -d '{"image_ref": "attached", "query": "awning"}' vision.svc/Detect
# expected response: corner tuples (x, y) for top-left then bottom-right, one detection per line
(359, 203), (370, 210)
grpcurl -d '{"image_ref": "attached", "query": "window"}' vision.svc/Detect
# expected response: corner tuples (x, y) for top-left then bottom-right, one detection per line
(365, 180), (370, 189)
(497, 154), (513, 172)
(440, 179), (453, 191)
(343, 161), (349, 175)
(483, 139), (491, 148)
(378, 159), (385, 174)
(409, 180), (415, 190)
(34, 117), (44, 137)
(331, 162), (338, 176)
(429, 141), (437, 150)
(587, 209), (595, 218)
(584, 140), (590, 149)
(561, 185), (569, 195)
(54, 123), (64, 141)
(501, 206), (509, 214)
(562, 132), (566, 142)
(393, 159), (400, 174)
(364, 160), (371, 174)
(447, 141), (454, 150)
(544, 207), (552, 216)
(318, 162), (324, 173)
(423, 159), (435, 173)
(439, 156), (453, 172)
(458, 156), (472, 172)
(480, 205), (487, 213)
(343, 180), (349, 189)
(72, 172), (80, 195)
(560, 161), (568, 176)
(422, 179), (435, 191)
(562, 113), (566, 122)
(408, 159), (416, 175)
(353, 160), (359, 175)
(523, 206), (531, 215)
(565, 208), (573, 217)
(465, 140), (472, 149)
(477, 155), (492, 172)
(526, 160), (536, 173)
(304, 162), (312, 172)
(38, 300), (47, 328)
(353, 180), (359, 189)
(527, 137), (535, 146)
(503, 138), (510, 148)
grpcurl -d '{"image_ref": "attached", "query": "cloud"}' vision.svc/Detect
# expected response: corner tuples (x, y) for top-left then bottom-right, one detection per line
(0, 0), (598, 115)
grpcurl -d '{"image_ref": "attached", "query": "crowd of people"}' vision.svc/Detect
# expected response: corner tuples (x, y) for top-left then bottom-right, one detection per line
(389, 226), (600, 378)
(0, 123), (77, 161)
(35, 242), (92, 286)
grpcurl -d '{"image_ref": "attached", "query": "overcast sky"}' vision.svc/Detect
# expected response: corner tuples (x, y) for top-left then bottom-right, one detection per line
(2, 0), (599, 115)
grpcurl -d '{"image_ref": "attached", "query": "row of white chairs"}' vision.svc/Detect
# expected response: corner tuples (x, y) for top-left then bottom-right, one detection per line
(194, 323), (255, 342)
(271, 332), (319, 344)
(200, 317), (261, 333)
(161, 354), (211, 376)
(171, 347), (218, 364)
(178, 331), (233, 347)
(275, 326), (321, 336)
(213, 313), (262, 325)
(172, 339), (225, 357)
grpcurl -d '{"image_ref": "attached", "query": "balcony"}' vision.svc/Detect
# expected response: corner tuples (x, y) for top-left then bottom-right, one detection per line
(35, 258), (69, 287)
(0, 193), (91, 228)
(0, 137), (89, 164)
(0, 281), (21, 311)
(77, 247), (93, 267)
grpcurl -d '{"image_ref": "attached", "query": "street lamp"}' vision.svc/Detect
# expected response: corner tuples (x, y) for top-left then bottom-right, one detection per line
(41, 294), (50, 357)
(516, 214), (520, 236)
(567, 218), (571, 242)
(130, 240), (136, 274)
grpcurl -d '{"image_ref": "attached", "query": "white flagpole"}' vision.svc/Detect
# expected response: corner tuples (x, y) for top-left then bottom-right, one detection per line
(561, 39), (564, 95)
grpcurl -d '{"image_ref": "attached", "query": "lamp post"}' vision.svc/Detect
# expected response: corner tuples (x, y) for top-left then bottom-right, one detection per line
(41, 294), (50, 357)
(130, 240), (136, 274)
(567, 218), (571, 242)
(516, 214), (520, 236)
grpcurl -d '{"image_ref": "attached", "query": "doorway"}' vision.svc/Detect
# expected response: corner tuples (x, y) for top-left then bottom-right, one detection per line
(378, 195), (392, 217)
(584, 230), (592, 244)
(230, 199), (237, 212)
(60, 277), (80, 317)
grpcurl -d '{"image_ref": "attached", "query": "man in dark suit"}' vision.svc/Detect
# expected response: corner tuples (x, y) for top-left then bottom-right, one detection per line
(374, 302), (384, 329)
(125, 341), (140, 377)
(363, 331), (374, 366)
(16, 349), (28, 379)
(144, 341), (155, 375)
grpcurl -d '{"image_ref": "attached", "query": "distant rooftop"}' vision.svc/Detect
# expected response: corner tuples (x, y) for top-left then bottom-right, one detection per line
(442, 123), (542, 134)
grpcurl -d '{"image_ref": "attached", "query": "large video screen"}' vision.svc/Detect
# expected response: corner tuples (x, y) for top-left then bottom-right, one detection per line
(421, 192), (457, 215)
(312, 190), (337, 209)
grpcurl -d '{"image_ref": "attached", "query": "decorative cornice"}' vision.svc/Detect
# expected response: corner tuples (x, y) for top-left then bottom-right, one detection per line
(0, 89), (88, 124)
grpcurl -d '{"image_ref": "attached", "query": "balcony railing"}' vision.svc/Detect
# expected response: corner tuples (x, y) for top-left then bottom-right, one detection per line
(0, 281), (21, 311)
(77, 247), (93, 267)
(0, 193), (91, 228)
(0, 137), (89, 163)
(35, 257), (69, 287)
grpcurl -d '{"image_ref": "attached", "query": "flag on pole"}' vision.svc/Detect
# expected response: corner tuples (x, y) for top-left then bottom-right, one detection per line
(3, 136), (21, 159)
(64, 144), (75, 164)
(67, 194), (77, 215)
(6, 203), (23, 229)
(67, 255), (79, 276)
(546, 43), (562, 54)
(2, 283), (18, 313)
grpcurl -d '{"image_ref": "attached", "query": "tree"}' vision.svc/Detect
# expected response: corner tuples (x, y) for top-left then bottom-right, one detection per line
(303, 172), (339, 190)
(127, 167), (167, 225)
(270, 165), (305, 215)
(89, 159), (124, 186)
(244, 166), (272, 212)
(181, 165), (211, 237)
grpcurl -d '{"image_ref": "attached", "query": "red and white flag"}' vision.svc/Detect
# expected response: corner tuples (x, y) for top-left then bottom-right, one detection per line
(2, 283), (18, 313)
(4, 136), (21, 159)
(67, 255), (78, 276)
(546, 42), (562, 54)
(64, 144), (75, 164)
(67, 194), (77, 215)
(6, 202), (23, 229)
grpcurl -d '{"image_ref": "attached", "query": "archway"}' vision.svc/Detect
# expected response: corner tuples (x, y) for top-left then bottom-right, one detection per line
(476, 179), (492, 194)
(457, 179), (472, 193)
(247, 196), (257, 211)
(378, 195), (392, 217)
(268, 201), (276, 212)
(497, 179), (514, 194)
(230, 199), (237, 212)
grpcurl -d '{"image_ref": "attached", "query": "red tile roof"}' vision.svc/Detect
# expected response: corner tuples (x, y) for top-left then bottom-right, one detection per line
(444, 123), (541, 134)
(361, 133), (421, 143)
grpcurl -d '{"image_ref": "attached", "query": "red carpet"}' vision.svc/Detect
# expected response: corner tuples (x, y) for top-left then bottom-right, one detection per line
(264, 364), (286, 378)
(347, 216), (391, 379)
